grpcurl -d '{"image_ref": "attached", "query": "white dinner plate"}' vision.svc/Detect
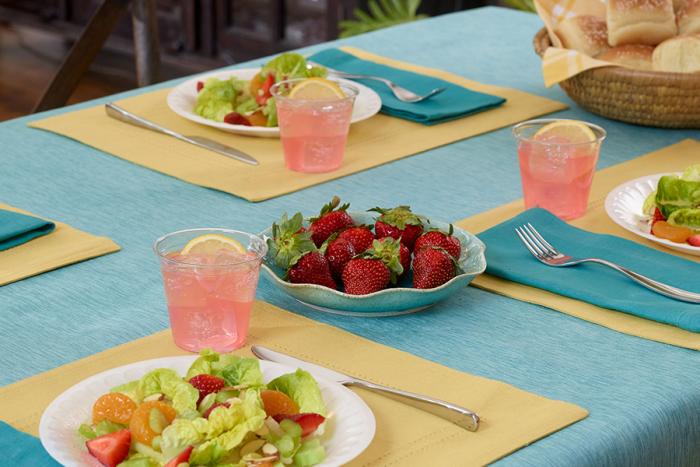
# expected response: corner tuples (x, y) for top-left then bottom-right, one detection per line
(40, 356), (375, 467)
(167, 68), (383, 138)
(604, 173), (700, 256)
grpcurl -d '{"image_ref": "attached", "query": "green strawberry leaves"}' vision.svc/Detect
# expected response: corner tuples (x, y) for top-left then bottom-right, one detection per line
(364, 238), (404, 283)
(368, 205), (423, 229)
(268, 212), (316, 270)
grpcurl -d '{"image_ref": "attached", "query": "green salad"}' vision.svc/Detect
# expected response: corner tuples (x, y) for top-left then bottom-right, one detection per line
(194, 53), (326, 128)
(643, 164), (700, 246)
(78, 350), (329, 467)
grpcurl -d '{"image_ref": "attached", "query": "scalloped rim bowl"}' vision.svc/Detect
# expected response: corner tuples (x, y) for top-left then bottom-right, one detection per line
(259, 212), (486, 316)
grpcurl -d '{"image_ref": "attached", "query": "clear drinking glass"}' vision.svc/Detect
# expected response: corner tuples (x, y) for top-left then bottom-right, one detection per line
(513, 119), (606, 220)
(271, 78), (359, 173)
(153, 229), (266, 352)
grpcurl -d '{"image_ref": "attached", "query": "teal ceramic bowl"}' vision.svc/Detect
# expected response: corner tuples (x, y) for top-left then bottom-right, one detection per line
(259, 212), (486, 317)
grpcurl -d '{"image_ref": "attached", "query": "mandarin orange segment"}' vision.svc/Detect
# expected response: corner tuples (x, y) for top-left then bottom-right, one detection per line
(652, 221), (693, 243)
(92, 393), (137, 425)
(260, 390), (299, 418)
(128, 401), (177, 446)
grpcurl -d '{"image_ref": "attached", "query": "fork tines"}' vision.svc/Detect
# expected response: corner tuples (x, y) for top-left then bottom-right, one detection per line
(515, 223), (558, 259)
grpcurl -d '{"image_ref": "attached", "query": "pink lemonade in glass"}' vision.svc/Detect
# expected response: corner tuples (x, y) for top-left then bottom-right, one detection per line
(154, 229), (266, 352)
(513, 119), (606, 220)
(272, 79), (358, 173)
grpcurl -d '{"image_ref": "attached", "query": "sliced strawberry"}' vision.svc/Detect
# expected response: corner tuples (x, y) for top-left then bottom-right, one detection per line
(256, 73), (275, 105)
(652, 207), (666, 226)
(223, 112), (251, 126)
(273, 413), (325, 437)
(85, 429), (131, 467)
(202, 401), (231, 419)
(196, 81), (204, 92)
(189, 374), (226, 404)
(164, 445), (194, 467)
(688, 234), (700, 247)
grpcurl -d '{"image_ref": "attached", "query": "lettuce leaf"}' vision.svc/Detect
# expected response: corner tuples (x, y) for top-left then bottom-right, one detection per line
(655, 175), (700, 219)
(682, 164), (700, 182)
(267, 369), (327, 416)
(262, 98), (277, 127)
(136, 369), (199, 415)
(187, 350), (264, 388)
(194, 78), (248, 122)
(262, 52), (326, 81)
(668, 208), (700, 229)
(160, 390), (266, 463)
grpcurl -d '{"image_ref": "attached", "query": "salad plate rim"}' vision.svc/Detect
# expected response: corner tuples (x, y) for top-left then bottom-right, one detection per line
(39, 355), (376, 467)
(167, 68), (382, 137)
(604, 172), (700, 255)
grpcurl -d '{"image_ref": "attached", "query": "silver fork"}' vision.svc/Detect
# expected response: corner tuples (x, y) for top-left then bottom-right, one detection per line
(515, 223), (700, 304)
(310, 63), (445, 103)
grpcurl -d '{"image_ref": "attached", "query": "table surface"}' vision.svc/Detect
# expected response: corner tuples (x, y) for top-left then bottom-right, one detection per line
(2, 7), (699, 466)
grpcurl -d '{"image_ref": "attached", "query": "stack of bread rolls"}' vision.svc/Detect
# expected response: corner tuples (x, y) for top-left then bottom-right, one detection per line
(554, 0), (700, 73)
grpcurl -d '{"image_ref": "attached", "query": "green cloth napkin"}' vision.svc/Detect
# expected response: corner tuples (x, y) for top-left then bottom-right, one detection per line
(0, 422), (60, 466)
(479, 208), (700, 332)
(0, 209), (55, 251)
(307, 49), (506, 125)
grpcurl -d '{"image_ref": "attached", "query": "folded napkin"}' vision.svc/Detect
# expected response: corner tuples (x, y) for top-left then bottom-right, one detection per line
(479, 208), (700, 332)
(1, 422), (59, 466)
(308, 48), (506, 124)
(0, 209), (55, 251)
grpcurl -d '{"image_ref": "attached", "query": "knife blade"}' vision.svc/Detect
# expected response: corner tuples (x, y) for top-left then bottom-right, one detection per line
(104, 103), (259, 166)
(251, 345), (480, 431)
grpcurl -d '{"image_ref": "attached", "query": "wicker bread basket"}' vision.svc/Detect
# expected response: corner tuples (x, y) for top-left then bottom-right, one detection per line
(534, 28), (700, 128)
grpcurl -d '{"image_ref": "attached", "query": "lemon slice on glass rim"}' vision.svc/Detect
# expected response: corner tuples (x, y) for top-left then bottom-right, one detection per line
(288, 78), (346, 100)
(533, 120), (597, 144)
(181, 233), (246, 256)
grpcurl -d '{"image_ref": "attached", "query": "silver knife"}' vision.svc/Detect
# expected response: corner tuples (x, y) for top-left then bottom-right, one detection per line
(251, 345), (480, 432)
(104, 103), (259, 166)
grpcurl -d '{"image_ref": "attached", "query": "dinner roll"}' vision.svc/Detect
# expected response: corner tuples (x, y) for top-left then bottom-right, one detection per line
(678, 0), (700, 34)
(555, 15), (610, 57)
(607, 0), (677, 46)
(598, 44), (655, 69)
(652, 34), (700, 72)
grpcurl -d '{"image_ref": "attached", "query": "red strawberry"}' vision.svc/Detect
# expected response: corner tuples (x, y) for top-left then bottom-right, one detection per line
(370, 206), (424, 251)
(414, 225), (461, 260)
(202, 402), (231, 419)
(288, 251), (337, 289)
(367, 237), (409, 277)
(86, 429), (131, 467)
(688, 234), (700, 247)
(338, 226), (375, 253)
(412, 247), (457, 289)
(652, 207), (665, 225)
(324, 236), (356, 279)
(273, 413), (326, 437)
(309, 196), (354, 247)
(223, 112), (251, 126)
(188, 374), (225, 404)
(196, 81), (204, 92)
(164, 446), (194, 467)
(342, 258), (391, 295)
(268, 212), (316, 270)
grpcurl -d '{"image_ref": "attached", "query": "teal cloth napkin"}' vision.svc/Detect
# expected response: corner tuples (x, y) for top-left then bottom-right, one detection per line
(0, 422), (60, 466)
(0, 209), (55, 251)
(307, 49), (506, 125)
(479, 208), (700, 332)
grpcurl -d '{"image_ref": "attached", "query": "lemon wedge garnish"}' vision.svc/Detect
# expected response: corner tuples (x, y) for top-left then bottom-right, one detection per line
(533, 120), (596, 144)
(181, 234), (246, 256)
(288, 78), (345, 100)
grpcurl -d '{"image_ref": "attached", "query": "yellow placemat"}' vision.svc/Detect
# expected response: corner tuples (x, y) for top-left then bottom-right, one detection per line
(457, 139), (700, 350)
(0, 203), (119, 286)
(29, 47), (566, 202)
(0, 301), (586, 466)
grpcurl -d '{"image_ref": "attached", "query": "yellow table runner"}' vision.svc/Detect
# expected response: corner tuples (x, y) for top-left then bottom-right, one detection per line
(458, 139), (700, 350)
(29, 47), (566, 202)
(0, 301), (586, 466)
(0, 203), (119, 286)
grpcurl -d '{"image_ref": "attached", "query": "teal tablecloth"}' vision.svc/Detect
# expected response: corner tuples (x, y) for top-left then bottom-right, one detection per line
(1, 7), (699, 466)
